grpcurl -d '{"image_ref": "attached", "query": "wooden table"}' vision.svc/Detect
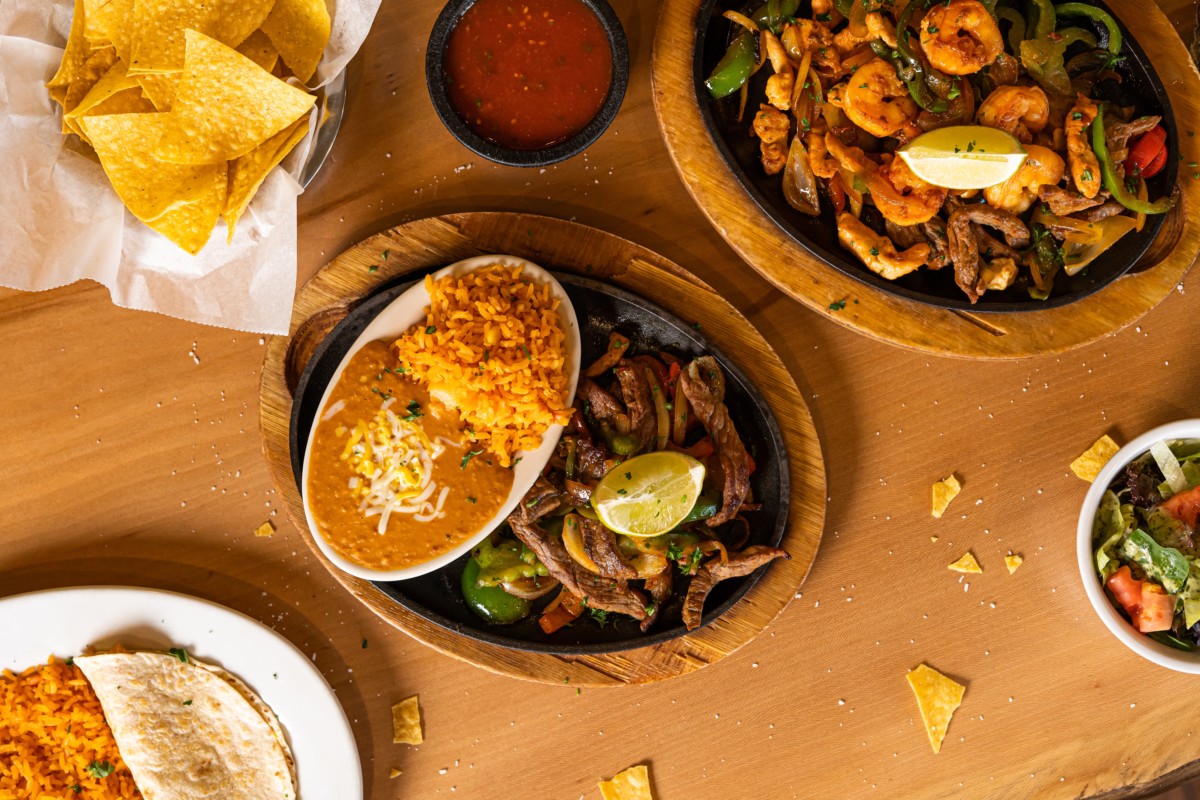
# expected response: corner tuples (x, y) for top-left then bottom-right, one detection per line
(1, 1), (1198, 798)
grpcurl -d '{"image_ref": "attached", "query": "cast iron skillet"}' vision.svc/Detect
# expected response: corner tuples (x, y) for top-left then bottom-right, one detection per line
(288, 271), (790, 655)
(694, 0), (1178, 311)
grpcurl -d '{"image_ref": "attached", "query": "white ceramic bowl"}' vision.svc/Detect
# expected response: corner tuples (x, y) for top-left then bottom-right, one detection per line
(1076, 419), (1200, 673)
(302, 255), (581, 582)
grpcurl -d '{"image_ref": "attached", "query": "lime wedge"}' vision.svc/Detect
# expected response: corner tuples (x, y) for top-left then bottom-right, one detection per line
(897, 126), (1027, 190)
(590, 452), (706, 538)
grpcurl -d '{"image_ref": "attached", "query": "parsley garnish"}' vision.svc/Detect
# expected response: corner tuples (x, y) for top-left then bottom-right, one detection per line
(816, 11), (831, 20)
(644, 603), (656, 617)
(425, 325), (437, 335)
(869, 247), (879, 256)
(617, 488), (627, 495)
(86, 761), (115, 779)
(947, 84), (960, 100)
(461, 449), (483, 469)
(590, 608), (611, 627)
(624, 471), (632, 480)
(1072, 111), (1083, 120)
(966, 140), (976, 153)
(368, 265), (378, 273)
(467, 496), (477, 504)
(666, 542), (684, 562)
(168, 648), (188, 663)
(687, 547), (705, 574)
(70, 785), (81, 794)
(1082, 168), (1093, 181)
(183, 699), (193, 706)
(828, 298), (847, 312)
(926, 24), (938, 33)
(381, 249), (390, 260)
(402, 399), (422, 422)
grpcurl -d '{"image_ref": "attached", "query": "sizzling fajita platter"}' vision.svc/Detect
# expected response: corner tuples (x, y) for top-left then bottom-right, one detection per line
(0, 587), (361, 799)
(259, 212), (826, 684)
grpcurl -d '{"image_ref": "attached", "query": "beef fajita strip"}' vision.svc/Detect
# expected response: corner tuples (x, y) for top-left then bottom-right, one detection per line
(508, 506), (647, 619)
(679, 357), (751, 526)
(681, 545), (789, 630)
(640, 568), (674, 633)
(579, 516), (637, 579)
(614, 363), (657, 454)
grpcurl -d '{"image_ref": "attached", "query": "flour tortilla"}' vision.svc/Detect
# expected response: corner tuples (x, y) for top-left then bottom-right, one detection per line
(74, 652), (297, 799)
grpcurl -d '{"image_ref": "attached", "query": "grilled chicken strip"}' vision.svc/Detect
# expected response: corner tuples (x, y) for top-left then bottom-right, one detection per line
(681, 546), (790, 630)
(679, 356), (752, 527)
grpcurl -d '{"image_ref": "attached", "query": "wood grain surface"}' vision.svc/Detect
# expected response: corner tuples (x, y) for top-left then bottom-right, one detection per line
(257, 212), (826, 686)
(1, 1), (1199, 798)
(653, 0), (1200, 359)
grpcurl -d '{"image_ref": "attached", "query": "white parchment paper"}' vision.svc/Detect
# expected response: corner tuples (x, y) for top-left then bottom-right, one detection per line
(0, 0), (381, 334)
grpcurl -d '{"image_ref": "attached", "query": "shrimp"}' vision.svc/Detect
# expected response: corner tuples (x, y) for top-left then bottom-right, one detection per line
(975, 85), (1049, 144)
(753, 104), (791, 175)
(832, 12), (898, 53)
(837, 212), (930, 280)
(919, 0), (1004, 75)
(1065, 94), (1102, 198)
(868, 156), (948, 225)
(829, 58), (920, 140)
(766, 70), (795, 111)
(984, 145), (1065, 214)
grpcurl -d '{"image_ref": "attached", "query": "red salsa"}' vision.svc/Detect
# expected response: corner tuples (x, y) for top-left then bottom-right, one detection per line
(444, 0), (614, 150)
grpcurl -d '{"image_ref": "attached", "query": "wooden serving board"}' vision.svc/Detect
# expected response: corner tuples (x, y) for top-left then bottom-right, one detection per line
(652, 0), (1200, 359)
(258, 212), (826, 686)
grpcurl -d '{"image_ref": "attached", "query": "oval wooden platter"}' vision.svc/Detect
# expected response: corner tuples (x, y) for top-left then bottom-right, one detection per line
(651, 0), (1200, 359)
(259, 212), (826, 686)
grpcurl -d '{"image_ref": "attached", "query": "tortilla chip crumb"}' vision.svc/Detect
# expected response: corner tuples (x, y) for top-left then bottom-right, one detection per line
(932, 475), (961, 518)
(906, 664), (966, 754)
(392, 695), (423, 745)
(930, 535), (938, 543)
(948, 552), (982, 574)
(1005, 554), (1023, 574)
(599, 765), (653, 800)
(254, 520), (276, 538)
(1070, 435), (1120, 482)
(389, 768), (402, 779)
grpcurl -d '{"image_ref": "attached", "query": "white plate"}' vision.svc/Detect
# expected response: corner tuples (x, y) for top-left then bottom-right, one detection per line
(302, 254), (581, 582)
(0, 586), (362, 800)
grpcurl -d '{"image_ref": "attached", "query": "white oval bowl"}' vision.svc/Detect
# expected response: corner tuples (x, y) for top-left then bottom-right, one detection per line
(302, 255), (581, 582)
(1076, 418), (1200, 673)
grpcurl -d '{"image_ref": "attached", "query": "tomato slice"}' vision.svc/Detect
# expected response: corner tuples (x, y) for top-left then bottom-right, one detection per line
(1129, 124), (1167, 178)
(1137, 584), (1177, 633)
(1107, 566), (1143, 611)
(1162, 484), (1200, 528)
(1106, 566), (1179, 633)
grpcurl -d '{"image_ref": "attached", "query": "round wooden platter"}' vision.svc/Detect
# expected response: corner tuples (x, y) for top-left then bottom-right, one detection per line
(652, 0), (1200, 359)
(258, 212), (826, 686)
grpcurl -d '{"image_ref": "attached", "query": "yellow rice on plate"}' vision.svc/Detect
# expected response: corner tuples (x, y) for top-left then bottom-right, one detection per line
(394, 265), (573, 467)
(0, 657), (141, 799)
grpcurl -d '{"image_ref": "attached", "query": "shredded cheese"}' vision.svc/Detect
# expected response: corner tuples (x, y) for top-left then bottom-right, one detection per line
(339, 405), (450, 533)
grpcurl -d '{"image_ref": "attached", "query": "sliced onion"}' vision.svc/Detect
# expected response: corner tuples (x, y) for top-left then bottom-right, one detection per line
(783, 137), (821, 216)
(1062, 216), (1138, 276)
(502, 576), (560, 600)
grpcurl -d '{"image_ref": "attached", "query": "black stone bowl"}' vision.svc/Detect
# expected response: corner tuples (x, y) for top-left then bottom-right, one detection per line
(425, 0), (630, 167)
(695, 0), (1178, 311)
(288, 271), (790, 655)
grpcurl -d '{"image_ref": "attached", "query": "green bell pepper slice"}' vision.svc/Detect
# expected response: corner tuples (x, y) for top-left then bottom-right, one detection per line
(706, 30), (758, 100)
(1055, 2), (1122, 55)
(1093, 107), (1176, 215)
(461, 557), (532, 624)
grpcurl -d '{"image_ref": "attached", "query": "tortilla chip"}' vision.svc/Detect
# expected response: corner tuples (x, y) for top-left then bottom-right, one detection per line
(254, 521), (276, 538)
(81, 113), (226, 253)
(260, 0), (331, 84)
(1005, 554), (1023, 574)
(155, 30), (315, 165)
(128, 0), (274, 74)
(83, 0), (132, 60)
(931, 474), (961, 519)
(1071, 435), (1121, 483)
(224, 116), (310, 240)
(62, 46), (118, 114)
(63, 59), (138, 131)
(598, 765), (653, 800)
(389, 768), (402, 779)
(237, 29), (280, 73)
(391, 696), (423, 745)
(137, 73), (178, 111)
(906, 664), (966, 754)
(47, 0), (89, 103)
(948, 552), (982, 574)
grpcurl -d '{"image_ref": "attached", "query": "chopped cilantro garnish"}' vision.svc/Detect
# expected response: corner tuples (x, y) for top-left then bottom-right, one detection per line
(617, 488), (627, 495)
(467, 496), (477, 504)
(461, 449), (483, 469)
(361, 638), (368, 649)
(869, 247), (879, 256)
(183, 699), (193, 706)
(381, 249), (390, 260)
(86, 761), (115, 779)
(168, 648), (188, 663)
(368, 265), (378, 273)
(425, 325), (437, 335)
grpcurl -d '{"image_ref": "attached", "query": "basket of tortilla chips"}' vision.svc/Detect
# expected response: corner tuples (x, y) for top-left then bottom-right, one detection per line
(47, 0), (333, 254)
